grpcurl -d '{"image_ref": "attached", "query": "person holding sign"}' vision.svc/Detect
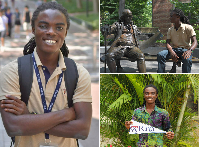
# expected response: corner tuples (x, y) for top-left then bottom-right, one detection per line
(125, 84), (174, 147)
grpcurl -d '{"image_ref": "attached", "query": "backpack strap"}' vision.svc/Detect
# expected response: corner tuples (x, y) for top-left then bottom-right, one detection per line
(18, 54), (33, 105)
(18, 55), (79, 107)
(63, 57), (79, 108)
(63, 57), (79, 147)
(13, 54), (33, 147)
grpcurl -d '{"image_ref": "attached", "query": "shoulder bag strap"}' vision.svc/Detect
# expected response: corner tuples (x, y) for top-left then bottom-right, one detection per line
(63, 57), (79, 147)
(18, 54), (33, 105)
(63, 57), (79, 108)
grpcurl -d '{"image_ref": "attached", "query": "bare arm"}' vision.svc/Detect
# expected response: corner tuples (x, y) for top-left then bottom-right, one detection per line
(45, 102), (92, 140)
(5, 22), (8, 35)
(190, 35), (198, 50)
(23, 11), (26, 22)
(166, 39), (173, 52)
(166, 39), (179, 62)
(0, 96), (91, 140)
(0, 97), (75, 137)
(182, 35), (198, 59)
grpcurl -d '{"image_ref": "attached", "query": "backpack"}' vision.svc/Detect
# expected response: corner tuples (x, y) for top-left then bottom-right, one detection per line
(10, 54), (79, 147)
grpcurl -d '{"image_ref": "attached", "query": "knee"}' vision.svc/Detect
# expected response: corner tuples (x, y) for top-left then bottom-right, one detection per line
(157, 53), (161, 61)
(137, 52), (145, 60)
(157, 51), (165, 60)
(106, 53), (115, 62)
(157, 51), (162, 58)
(182, 58), (192, 64)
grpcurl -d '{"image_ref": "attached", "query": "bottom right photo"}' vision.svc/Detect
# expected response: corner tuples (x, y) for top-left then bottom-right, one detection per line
(100, 74), (199, 147)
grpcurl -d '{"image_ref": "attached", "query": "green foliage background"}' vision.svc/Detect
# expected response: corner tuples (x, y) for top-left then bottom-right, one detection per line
(100, 0), (152, 27)
(100, 74), (199, 147)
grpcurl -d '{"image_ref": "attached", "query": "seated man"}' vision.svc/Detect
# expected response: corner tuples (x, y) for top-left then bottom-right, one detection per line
(102, 9), (146, 73)
(157, 8), (198, 73)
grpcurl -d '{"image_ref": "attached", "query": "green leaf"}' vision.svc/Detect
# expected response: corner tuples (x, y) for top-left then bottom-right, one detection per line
(109, 94), (132, 109)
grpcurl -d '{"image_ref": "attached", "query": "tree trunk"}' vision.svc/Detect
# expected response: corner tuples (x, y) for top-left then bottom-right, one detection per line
(175, 85), (190, 138)
(119, 0), (125, 19)
(76, 0), (82, 9)
(93, 0), (99, 13)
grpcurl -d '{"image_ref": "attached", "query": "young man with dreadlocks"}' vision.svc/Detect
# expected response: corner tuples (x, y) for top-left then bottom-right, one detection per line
(157, 8), (198, 73)
(0, 2), (92, 147)
(125, 84), (174, 147)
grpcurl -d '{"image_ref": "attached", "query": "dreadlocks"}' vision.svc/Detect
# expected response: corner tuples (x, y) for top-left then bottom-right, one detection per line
(23, 2), (70, 57)
(142, 84), (163, 108)
(172, 8), (190, 24)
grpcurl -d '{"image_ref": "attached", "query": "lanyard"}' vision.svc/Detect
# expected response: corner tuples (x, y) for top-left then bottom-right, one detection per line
(32, 53), (63, 140)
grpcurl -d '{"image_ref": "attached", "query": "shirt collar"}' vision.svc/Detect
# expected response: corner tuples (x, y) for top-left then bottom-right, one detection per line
(179, 22), (185, 30)
(142, 105), (159, 112)
(33, 48), (66, 71)
(173, 22), (184, 30)
(154, 105), (159, 112)
(180, 22), (184, 28)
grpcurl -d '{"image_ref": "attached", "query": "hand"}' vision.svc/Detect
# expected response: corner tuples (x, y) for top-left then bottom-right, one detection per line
(125, 121), (133, 129)
(1, 95), (30, 115)
(182, 50), (192, 59)
(166, 131), (174, 139)
(170, 50), (179, 62)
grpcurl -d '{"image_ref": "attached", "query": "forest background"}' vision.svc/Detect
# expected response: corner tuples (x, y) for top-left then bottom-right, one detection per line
(100, 74), (199, 147)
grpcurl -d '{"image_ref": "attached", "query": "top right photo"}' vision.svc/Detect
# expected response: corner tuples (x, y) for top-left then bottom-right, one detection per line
(100, 0), (199, 73)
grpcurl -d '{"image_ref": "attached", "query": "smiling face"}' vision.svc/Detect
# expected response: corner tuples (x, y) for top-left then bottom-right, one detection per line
(32, 9), (68, 55)
(144, 87), (158, 105)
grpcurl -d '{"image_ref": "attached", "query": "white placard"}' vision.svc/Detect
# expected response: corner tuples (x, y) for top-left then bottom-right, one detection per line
(129, 120), (167, 134)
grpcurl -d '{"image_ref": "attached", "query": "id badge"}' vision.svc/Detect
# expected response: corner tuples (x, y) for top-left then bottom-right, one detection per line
(39, 139), (58, 147)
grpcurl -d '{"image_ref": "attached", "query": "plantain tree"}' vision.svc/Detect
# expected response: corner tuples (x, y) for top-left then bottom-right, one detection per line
(100, 74), (199, 147)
